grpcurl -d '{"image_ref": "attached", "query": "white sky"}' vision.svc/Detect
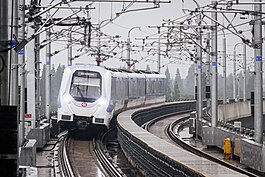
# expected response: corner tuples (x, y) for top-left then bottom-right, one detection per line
(26, 0), (261, 79)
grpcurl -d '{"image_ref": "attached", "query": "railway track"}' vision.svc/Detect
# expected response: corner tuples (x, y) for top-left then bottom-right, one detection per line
(146, 112), (259, 177)
(58, 134), (75, 177)
(57, 128), (126, 177)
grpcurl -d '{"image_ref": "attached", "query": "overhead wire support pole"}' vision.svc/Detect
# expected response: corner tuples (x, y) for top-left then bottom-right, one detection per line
(243, 43), (246, 101)
(233, 42), (247, 101)
(222, 32), (226, 104)
(18, 0), (26, 147)
(206, 32), (211, 107)
(233, 46), (237, 100)
(157, 34), (161, 73)
(253, 0), (263, 144)
(0, 0), (9, 105)
(192, 0), (203, 141)
(211, 1), (218, 128)
(35, 26), (41, 127)
(10, 0), (19, 106)
(127, 26), (140, 70)
(68, 29), (73, 66)
(96, 19), (113, 66)
(45, 13), (51, 122)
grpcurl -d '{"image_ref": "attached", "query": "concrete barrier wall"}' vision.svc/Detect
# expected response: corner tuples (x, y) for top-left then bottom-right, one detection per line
(218, 101), (250, 121)
(240, 139), (265, 172)
(26, 123), (50, 148)
(218, 100), (265, 121)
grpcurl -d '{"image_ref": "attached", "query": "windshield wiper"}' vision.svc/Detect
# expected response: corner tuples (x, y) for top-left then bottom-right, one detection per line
(76, 84), (86, 102)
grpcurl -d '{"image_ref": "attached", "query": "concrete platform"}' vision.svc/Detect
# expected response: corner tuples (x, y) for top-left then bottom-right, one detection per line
(117, 107), (248, 177)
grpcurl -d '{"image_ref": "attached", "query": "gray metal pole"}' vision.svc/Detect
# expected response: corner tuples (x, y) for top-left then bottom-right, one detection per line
(97, 25), (101, 66)
(237, 75), (240, 100)
(18, 0), (25, 146)
(0, 0), (9, 105)
(211, 2), (218, 128)
(127, 27), (140, 70)
(45, 27), (51, 121)
(127, 37), (130, 69)
(10, 0), (18, 106)
(233, 49), (236, 100)
(243, 43), (247, 101)
(253, 0), (263, 144)
(234, 42), (246, 101)
(197, 14), (203, 138)
(35, 32), (40, 126)
(193, 3), (202, 138)
(195, 62), (198, 139)
(157, 36), (161, 73)
(223, 36), (226, 104)
(26, 23), (36, 128)
(68, 31), (72, 66)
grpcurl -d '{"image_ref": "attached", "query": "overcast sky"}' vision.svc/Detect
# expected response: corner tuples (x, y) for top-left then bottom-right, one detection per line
(25, 0), (259, 79)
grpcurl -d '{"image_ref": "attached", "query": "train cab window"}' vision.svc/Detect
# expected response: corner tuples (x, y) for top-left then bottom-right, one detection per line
(70, 70), (102, 102)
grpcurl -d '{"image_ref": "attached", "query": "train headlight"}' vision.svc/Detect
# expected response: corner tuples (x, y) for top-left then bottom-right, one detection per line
(63, 94), (71, 104)
(98, 97), (107, 107)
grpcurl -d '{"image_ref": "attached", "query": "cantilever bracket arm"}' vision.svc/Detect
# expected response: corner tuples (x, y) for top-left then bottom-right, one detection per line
(14, 9), (81, 52)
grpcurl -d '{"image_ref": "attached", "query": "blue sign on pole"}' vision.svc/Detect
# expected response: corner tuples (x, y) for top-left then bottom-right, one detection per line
(198, 65), (202, 69)
(8, 39), (17, 48)
(212, 61), (217, 67)
(256, 56), (262, 62)
(18, 49), (24, 55)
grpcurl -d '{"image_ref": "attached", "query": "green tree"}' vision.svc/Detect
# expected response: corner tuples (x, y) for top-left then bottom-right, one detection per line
(51, 64), (65, 112)
(146, 64), (151, 72)
(165, 67), (172, 101)
(173, 72), (180, 100)
(39, 65), (46, 114)
(183, 63), (195, 98)
(175, 69), (184, 96)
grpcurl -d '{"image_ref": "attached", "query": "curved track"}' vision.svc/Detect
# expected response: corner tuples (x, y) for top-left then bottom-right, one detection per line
(146, 113), (259, 177)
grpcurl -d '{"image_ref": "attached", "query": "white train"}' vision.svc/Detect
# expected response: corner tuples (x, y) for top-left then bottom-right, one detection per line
(57, 64), (166, 131)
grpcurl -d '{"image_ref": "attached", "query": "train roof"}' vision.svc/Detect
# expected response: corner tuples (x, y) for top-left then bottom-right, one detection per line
(106, 67), (160, 75)
(71, 64), (163, 75)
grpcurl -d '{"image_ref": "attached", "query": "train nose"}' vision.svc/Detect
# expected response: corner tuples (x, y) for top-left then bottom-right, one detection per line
(77, 120), (88, 129)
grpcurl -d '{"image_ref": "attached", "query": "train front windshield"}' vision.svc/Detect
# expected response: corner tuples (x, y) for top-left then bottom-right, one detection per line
(70, 70), (102, 103)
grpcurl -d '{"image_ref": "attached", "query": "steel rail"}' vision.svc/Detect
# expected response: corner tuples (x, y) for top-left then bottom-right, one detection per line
(58, 135), (75, 177)
(94, 129), (126, 177)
